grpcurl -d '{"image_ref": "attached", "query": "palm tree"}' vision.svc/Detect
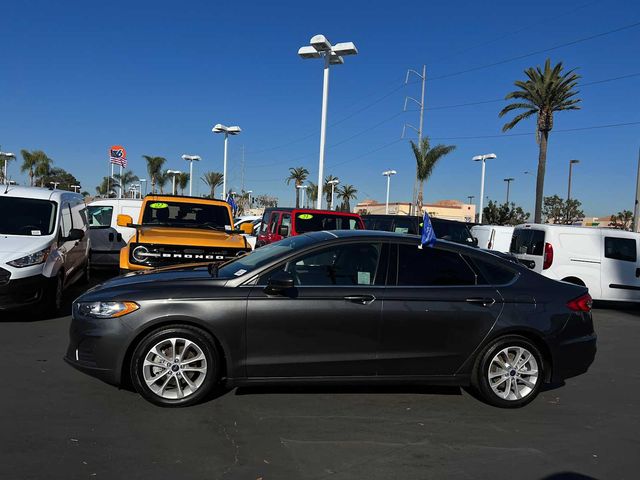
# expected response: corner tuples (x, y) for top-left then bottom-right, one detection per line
(323, 174), (339, 206)
(286, 166), (309, 208)
(337, 184), (358, 212)
(21, 150), (53, 187)
(202, 171), (224, 198)
(143, 155), (167, 193)
(410, 137), (456, 210)
(307, 182), (318, 208)
(177, 173), (190, 195)
(114, 169), (139, 196)
(156, 171), (168, 194)
(95, 176), (116, 197)
(499, 58), (581, 223)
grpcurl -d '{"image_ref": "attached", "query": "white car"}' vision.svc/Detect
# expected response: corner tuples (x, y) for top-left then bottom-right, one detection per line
(87, 198), (142, 267)
(234, 215), (262, 250)
(511, 223), (640, 302)
(472, 225), (514, 253)
(0, 186), (90, 313)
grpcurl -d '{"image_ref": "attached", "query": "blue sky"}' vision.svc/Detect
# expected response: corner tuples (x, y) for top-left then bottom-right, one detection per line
(1, 0), (639, 216)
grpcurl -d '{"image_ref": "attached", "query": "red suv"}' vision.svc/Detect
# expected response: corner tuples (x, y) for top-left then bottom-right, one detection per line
(256, 208), (365, 247)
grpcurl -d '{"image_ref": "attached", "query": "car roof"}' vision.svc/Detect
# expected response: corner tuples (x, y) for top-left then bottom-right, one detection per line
(515, 223), (640, 236)
(264, 207), (361, 217)
(363, 214), (468, 225)
(301, 229), (474, 250)
(89, 198), (143, 207)
(142, 194), (229, 207)
(1, 185), (83, 202)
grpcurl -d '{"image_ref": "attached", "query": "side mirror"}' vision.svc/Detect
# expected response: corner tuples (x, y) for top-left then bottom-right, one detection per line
(117, 214), (134, 227)
(264, 270), (294, 295)
(278, 225), (290, 237)
(239, 223), (254, 235)
(472, 236), (479, 247)
(66, 228), (84, 241)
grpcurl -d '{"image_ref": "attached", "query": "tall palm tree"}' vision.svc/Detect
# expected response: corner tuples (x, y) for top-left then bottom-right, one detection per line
(21, 150), (53, 187)
(114, 169), (139, 196)
(95, 176), (116, 197)
(337, 184), (357, 212)
(410, 137), (456, 209)
(323, 174), (339, 206)
(143, 155), (167, 193)
(307, 181), (318, 209)
(156, 171), (168, 194)
(177, 173), (190, 195)
(202, 171), (224, 198)
(499, 58), (581, 223)
(286, 166), (309, 208)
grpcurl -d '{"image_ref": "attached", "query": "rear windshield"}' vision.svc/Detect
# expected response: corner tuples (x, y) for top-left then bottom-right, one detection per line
(294, 213), (361, 233)
(0, 197), (57, 236)
(141, 200), (231, 231)
(510, 229), (545, 256)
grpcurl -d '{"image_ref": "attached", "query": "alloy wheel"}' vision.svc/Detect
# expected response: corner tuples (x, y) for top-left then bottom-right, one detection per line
(142, 337), (208, 400)
(487, 346), (539, 401)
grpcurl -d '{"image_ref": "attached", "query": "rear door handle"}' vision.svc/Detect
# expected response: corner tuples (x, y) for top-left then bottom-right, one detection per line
(466, 297), (496, 307)
(344, 295), (376, 305)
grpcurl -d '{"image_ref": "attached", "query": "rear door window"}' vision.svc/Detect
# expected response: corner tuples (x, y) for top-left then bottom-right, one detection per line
(87, 206), (113, 227)
(510, 229), (545, 256)
(396, 244), (477, 286)
(470, 256), (519, 285)
(604, 237), (637, 262)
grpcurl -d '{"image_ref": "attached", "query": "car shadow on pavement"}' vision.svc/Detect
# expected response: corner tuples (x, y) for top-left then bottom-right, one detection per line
(234, 384), (463, 397)
(541, 473), (598, 480)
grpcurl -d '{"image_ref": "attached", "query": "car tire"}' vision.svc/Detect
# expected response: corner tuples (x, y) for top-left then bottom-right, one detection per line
(473, 335), (544, 408)
(130, 325), (220, 407)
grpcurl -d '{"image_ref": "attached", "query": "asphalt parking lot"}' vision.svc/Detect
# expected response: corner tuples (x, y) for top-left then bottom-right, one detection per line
(1, 276), (639, 480)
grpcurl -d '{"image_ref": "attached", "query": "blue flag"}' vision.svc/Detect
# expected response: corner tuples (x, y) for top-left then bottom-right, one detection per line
(226, 193), (237, 216)
(420, 211), (436, 247)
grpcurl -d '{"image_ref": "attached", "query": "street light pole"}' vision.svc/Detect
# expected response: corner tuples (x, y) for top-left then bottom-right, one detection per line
(504, 177), (515, 204)
(166, 170), (181, 196)
(182, 155), (201, 197)
(472, 153), (497, 224)
(139, 179), (147, 197)
(213, 124), (241, 200)
(382, 170), (397, 214)
(567, 159), (580, 203)
(327, 178), (340, 210)
(298, 34), (358, 210)
(0, 152), (15, 184)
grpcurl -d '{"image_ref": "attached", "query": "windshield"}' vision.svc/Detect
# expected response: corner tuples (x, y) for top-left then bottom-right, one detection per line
(141, 200), (231, 230)
(0, 197), (57, 236)
(294, 213), (361, 233)
(87, 205), (113, 227)
(432, 220), (475, 245)
(217, 235), (318, 278)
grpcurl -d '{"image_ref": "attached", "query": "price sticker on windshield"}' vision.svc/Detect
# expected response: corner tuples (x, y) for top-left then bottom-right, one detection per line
(149, 202), (168, 209)
(298, 214), (313, 220)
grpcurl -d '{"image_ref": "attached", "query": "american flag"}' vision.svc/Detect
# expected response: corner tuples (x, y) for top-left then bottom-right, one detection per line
(109, 146), (127, 168)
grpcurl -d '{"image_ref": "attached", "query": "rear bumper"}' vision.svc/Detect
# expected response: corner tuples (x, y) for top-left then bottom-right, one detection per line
(0, 274), (48, 310)
(551, 333), (597, 382)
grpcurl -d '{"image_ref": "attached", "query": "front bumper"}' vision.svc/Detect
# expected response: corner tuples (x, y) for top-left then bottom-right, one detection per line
(64, 309), (133, 386)
(0, 274), (49, 310)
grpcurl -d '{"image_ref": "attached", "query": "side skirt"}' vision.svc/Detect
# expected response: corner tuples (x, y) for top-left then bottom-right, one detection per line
(225, 374), (471, 389)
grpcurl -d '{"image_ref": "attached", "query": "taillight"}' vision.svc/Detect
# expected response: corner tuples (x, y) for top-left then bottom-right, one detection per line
(543, 242), (553, 270)
(567, 293), (592, 312)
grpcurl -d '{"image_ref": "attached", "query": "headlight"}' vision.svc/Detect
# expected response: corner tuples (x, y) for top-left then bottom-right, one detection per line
(77, 301), (139, 318)
(7, 247), (50, 268)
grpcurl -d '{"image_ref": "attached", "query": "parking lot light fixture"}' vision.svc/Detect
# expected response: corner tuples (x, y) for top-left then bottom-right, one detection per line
(181, 155), (201, 196)
(298, 34), (358, 210)
(70, 184), (81, 193)
(568, 159), (580, 203)
(382, 170), (397, 214)
(166, 170), (182, 196)
(0, 151), (15, 184)
(472, 153), (497, 224)
(297, 184), (308, 208)
(139, 179), (147, 197)
(327, 178), (340, 210)
(212, 124), (241, 200)
(504, 177), (515, 204)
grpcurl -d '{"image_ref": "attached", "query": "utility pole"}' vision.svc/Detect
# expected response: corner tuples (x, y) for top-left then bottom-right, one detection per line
(634, 148), (640, 232)
(241, 145), (245, 192)
(404, 65), (426, 215)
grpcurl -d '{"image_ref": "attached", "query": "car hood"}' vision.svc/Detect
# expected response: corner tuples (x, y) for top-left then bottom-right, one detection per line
(0, 235), (53, 264)
(133, 226), (246, 248)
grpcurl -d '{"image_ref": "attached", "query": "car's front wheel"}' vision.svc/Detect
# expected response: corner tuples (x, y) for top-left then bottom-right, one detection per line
(130, 326), (220, 407)
(473, 335), (544, 408)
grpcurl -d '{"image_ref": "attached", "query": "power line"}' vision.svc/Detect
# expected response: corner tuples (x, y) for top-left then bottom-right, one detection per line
(429, 20), (640, 81)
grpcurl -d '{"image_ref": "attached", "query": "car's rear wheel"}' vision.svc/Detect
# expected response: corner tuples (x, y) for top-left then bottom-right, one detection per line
(473, 335), (543, 408)
(130, 326), (219, 407)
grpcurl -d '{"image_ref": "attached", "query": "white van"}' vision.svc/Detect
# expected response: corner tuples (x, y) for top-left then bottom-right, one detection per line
(510, 223), (640, 302)
(0, 186), (90, 313)
(471, 225), (514, 252)
(87, 198), (142, 267)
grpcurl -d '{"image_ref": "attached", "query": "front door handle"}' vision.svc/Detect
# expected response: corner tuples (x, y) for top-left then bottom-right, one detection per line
(466, 297), (496, 307)
(344, 295), (376, 305)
